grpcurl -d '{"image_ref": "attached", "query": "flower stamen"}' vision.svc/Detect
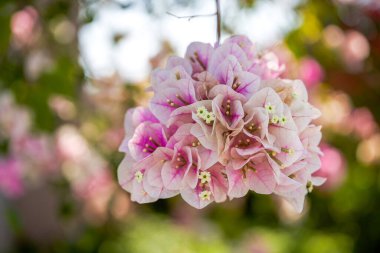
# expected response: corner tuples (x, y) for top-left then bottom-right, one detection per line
(225, 99), (231, 116)
(235, 138), (251, 148)
(148, 136), (160, 147)
(232, 76), (241, 90)
(281, 147), (294, 155)
(244, 163), (257, 172)
(245, 123), (259, 133)
(194, 52), (206, 70)
(175, 153), (187, 168)
(144, 143), (155, 153)
(175, 94), (190, 105)
(266, 149), (285, 168)
(192, 140), (201, 147)
(166, 99), (179, 108)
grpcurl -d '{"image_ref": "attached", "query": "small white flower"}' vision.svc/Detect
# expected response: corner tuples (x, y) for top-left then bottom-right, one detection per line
(134, 171), (144, 183)
(204, 111), (215, 124)
(198, 171), (211, 184)
(265, 103), (276, 114)
(199, 190), (212, 201)
(196, 106), (215, 124)
(196, 106), (207, 119)
(279, 116), (287, 125)
(271, 115), (279, 124)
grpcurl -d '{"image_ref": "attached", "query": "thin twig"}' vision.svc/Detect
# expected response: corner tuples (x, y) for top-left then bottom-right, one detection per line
(215, 0), (221, 45)
(167, 0), (222, 45)
(166, 11), (216, 21)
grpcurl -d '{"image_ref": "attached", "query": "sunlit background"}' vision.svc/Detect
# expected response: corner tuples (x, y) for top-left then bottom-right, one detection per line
(1, 0), (380, 252)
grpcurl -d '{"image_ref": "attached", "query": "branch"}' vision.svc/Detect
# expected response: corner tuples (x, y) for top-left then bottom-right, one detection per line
(215, 0), (221, 45)
(166, 11), (216, 21)
(167, 0), (222, 45)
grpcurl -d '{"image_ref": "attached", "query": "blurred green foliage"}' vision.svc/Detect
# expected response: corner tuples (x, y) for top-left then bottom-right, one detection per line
(0, 0), (82, 132)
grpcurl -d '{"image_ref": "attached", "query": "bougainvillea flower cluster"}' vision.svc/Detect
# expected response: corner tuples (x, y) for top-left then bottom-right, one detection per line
(118, 35), (324, 212)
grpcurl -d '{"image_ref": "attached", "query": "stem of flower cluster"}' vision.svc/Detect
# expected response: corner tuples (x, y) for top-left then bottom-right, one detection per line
(167, 0), (221, 45)
(215, 0), (221, 45)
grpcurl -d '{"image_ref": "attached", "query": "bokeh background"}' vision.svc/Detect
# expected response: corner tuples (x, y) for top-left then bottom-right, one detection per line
(1, 0), (380, 252)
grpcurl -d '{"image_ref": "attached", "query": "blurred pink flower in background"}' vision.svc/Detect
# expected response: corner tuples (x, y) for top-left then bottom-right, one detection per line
(315, 91), (352, 134)
(314, 144), (346, 191)
(0, 92), (59, 193)
(298, 57), (324, 88)
(270, 45), (298, 79)
(77, 169), (118, 224)
(56, 125), (107, 191)
(56, 125), (123, 223)
(0, 158), (24, 198)
(341, 30), (370, 72)
(10, 6), (39, 48)
(25, 50), (55, 81)
(357, 134), (380, 165)
(12, 135), (58, 174)
(75, 169), (114, 199)
(323, 26), (370, 72)
(0, 93), (31, 140)
(349, 108), (378, 139)
(258, 52), (286, 80)
(337, 0), (380, 9)
(323, 25), (345, 49)
(102, 127), (125, 151)
(238, 232), (273, 253)
(48, 95), (77, 121)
